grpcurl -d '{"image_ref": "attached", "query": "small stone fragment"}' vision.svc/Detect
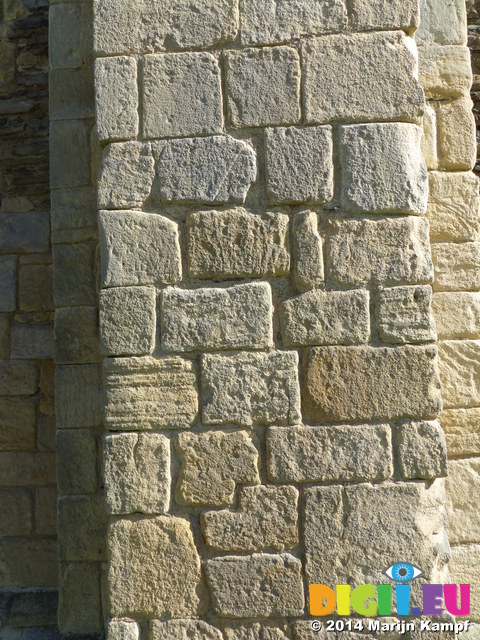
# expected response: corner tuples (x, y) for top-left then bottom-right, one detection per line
(107, 619), (139, 640)
(418, 45), (472, 99)
(438, 340), (480, 409)
(394, 420), (448, 479)
(292, 211), (324, 290)
(151, 620), (222, 640)
(376, 286), (436, 344)
(432, 292), (480, 339)
(95, 56), (139, 141)
(421, 103), (438, 169)
(432, 242), (480, 291)
(427, 171), (480, 242)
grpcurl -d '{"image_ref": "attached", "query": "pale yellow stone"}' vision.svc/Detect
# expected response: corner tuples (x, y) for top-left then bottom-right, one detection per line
(433, 292), (480, 338)
(445, 459), (480, 544)
(433, 242), (480, 291)
(449, 545), (480, 622)
(427, 172), (480, 243)
(421, 103), (438, 169)
(436, 97), (476, 171)
(418, 45), (472, 99)
(441, 408), (480, 456)
(292, 210), (324, 290)
(416, 0), (467, 45)
(438, 340), (480, 408)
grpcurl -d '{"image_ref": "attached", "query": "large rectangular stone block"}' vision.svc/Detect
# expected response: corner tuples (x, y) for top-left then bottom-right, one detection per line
(0, 489), (32, 536)
(438, 340), (480, 408)
(151, 620), (221, 640)
(186, 208), (290, 279)
(418, 45), (472, 98)
(11, 323), (54, 359)
(202, 351), (301, 426)
(436, 97), (476, 171)
(57, 495), (107, 562)
(51, 187), (97, 244)
(57, 430), (97, 494)
(103, 356), (198, 430)
(267, 424), (392, 483)
(95, 56), (139, 141)
(55, 365), (103, 428)
(53, 243), (97, 307)
(161, 283), (273, 352)
(50, 67), (94, 121)
(303, 345), (442, 422)
(351, 0), (418, 31)
(0, 452), (56, 487)
(303, 31), (424, 124)
(55, 307), (100, 364)
(376, 285), (436, 344)
(0, 361), (38, 396)
(394, 420), (448, 480)
(441, 407), (480, 457)
(0, 538), (57, 588)
(432, 292), (480, 339)
(19, 264), (54, 312)
(0, 212), (49, 253)
(50, 3), (91, 69)
(59, 563), (102, 635)
(416, 0), (467, 45)
(292, 211), (324, 290)
(446, 459), (480, 544)
(427, 172), (480, 242)
(432, 242), (480, 291)
(50, 119), (91, 189)
(0, 397), (35, 451)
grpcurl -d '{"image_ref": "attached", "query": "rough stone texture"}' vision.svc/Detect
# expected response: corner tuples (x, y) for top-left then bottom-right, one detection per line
(303, 31), (424, 124)
(340, 123), (428, 214)
(202, 351), (301, 426)
(51, 187), (97, 244)
(427, 171), (480, 242)
(103, 356), (198, 430)
(53, 243), (97, 307)
(419, 45), (472, 98)
(93, 0), (238, 55)
(0, 212), (50, 254)
(11, 323), (54, 360)
(59, 563), (103, 635)
(240, 0), (347, 45)
(438, 340), (480, 408)
(449, 545), (480, 623)
(151, 620), (222, 640)
(279, 289), (370, 347)
(99, 210), (181, 287)
(0, 398), (35, 451)
(107, 516), (202, 617)
(99, 286), (156, 356)
(436, 97), (477, 170)
(57, 495), (107, 562)
(303, 345), (442, 422)
(267, 424), (392, 483)
(0, 361), (38, 396)
(186, 209), (290, 279)
(292, 211), (324, 290)
(433, 292), (480, 338)
(95, 56), (139, 141)
(0, 256), (16, 312)
(223, 623), (290, 640)
(107, 619), (139, 640)
(19, 263), (54, 311)
(161, 283), (273, 352)
(55, 307), (100, 364)
(55, 365), (103, 428)
(0, 489), (32, 536)
(422, 103), (438, 169)
(433, 242), (480, 291)
(175, 430), (259, 506)
(394, 420), (448, 479)
(152, 136), (257, 204)
(201, 485), (298, 552)
(376, 285), (437, 344)
(416, 0), (467, 44)
(441, 408), (480, 456)
(50, 119), (91, 189)
(104, 433), (170, 515)
(446, 459), (480, 544)
(351, 0), (418, 31)
(326, 217), (433, 286)
(225, 47), (301, 128)
(142, 52), (223, 139)
(205, 554), (304, 618)
(57, 430), (97, 494)
(265, 126), (333, 205)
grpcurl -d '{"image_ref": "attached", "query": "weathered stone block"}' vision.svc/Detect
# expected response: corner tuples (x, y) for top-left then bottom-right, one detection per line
(175, 430), (259, 506)
(99, 286), (156, 356)
(432, 242), (480, 291)
(103, 356), (198, 430)
(99, 210), (181, 287)
(202, 485), (298, 551)
(340, 123), (428, 214)
(19, 264), (54, 312)
(376, 286), (436, 344)
(279, 289), (370, 347)
(151, 620), (222, 640)
(35, 488), (57, 536)
(107, 516), (202, 617)
(56, 364), (102, 428)
(11, 323), (54, 359)
(224, 623), (290, 640)
(438, 340), (480, 408)
(50, 3), (91, 69)
(267, 424), (392, 483)
(436, 97), (476, 170)
(449, 545), (480, 623)
(421, 103), (438, 169)
(51, 187), (97, 244)
(442, 408), (480, 457)
(427, 172), (480, 242)
(107, 619), (139, 640)
(0, 398), (35, 451)
(0, 256), (16, 312)
(0, 452), (55, 487)
(104, 432), (170, 515)
(433, 292), (480, 339)
(98, 142), (155, 210)
(394, 420), (448, 480)
(152, 136), (256, 204)
(206, 554), (304, 617)
(303, 345), (442, 422)
(202, 351), (301, 426)
(292, 211), (324, 290)
(225, 47), (300, 128)
(143, 52), (223, 138)
(0, 538), (57, 588)
(95, 56), (139, 141)
(161, 283), (273, 352)
(55, 306), (99, 365)
(58, 563), (102, 635)
(57, 494), (107, 561)
(303, 32), (424, 124)
(0, 489), (32, 536)
(351, 0), (418, 32)
(265, 126), (333, 204)
(446, 459), (480, 544)
(50, 67), (94, 121)
(419, 45), (472, 98)
(326, 217), (433, 286)
(50, 119), (91, 189)
(416, 0), (467, 45)
(93, 0), (238, 55)
(53, 243), (97, 307)
(240, 0), (347, 45)
(0, 361), (38, 396)
(0, 212), (50, 253)
(57, 430), (97, 494)
(186, 208), (290, 279)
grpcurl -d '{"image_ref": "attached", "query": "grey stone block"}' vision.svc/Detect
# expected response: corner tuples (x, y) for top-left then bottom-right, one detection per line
(49, 67), (94, 120)
(51, 187), (97, 244)
(58, 563), (102, 635)
(57, 430), (97, 494)
(55, 364), (103, 428)
(95, 56), (139, 141)
(11, 323), (54, 359)
(57, 494), (107, 561)
(0, 213), (49, 253)
(55, 307), (100, 364)
(49, 3), (92, 69)
(0, 256), (16, 312)
(53, 243), (97, 307)
(50, 120), (91, 189)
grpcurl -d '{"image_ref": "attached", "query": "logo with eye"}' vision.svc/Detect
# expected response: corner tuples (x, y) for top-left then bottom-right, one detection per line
(383, 563), (423, 582)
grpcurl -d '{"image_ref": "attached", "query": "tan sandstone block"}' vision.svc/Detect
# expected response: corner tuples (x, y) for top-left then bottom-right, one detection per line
(292, 211), (324, 290)
(351, 0), (418, 32)
(433, 292), (480, 339)
(95, 56), (139, 141)
(421, 103), (438, 169)
(376, 285), (436, 344)
(303, 345), (442, 422)
(446, 459), (480, 544)
(438, 340), (480, 408)
(436, 97), (476, 171)
(441, 408), (480, 456)
(151, 620), (222, 640)
(394, 420), (448, 480)
(419, 45), (472, 99)
(107, 516), (202, 617)
(416, 0), (467, 45)
(449, 545), (480, 622)
(175, 430), (259, 506)
(427, 172), (480, 242)
(224, 623), (290, 640)
(107, 619), (139, 640)
(432, 242), (480, 291)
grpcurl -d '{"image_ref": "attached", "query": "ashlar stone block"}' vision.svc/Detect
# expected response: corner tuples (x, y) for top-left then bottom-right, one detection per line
(279, 289), (370, 347)
(201, 485), (298, 552)
(202, 351), (301, 426)
(442, 407), (480, 457)
(223, 623), (290, 640)
(303, 345), (442, 422)
(107, 619), (139, 640)
(104, 432), (170, 515)
(446, 459), (480, 544)
(151, 620), (222, 640)
(427, 171), (480, 242)
(340, 123), (428, 214)
(225, 47), (301, 128)
(206, 554), (304, 618)
(99, 210), (181, 287)
(432, 242), (480, 291)
(416, 0), (467, 45)
(95, 56), (139, 141)
(438, 340), (480, 408)
(303, 31), (424, 124)
(175, 430), (259, 506)
(103, 356), (198, 430)
(326, 217), (433, 286)
(432, 292), (480, 339)
(351, 0), (418, 32)
(55, 364), (103, 429)
(186, 208), (290, 279)
(394, 420), (448, 480)
(161, 282), (273, 352)
(267, 424), (393, 483)
(57, 430), (97, 494)
(376, 285), (437, 344)
(55, 307), (100, 365)
(292, 211), (324, 290)
(57, 494), (107, 561)
(99, 286), (156, 356)
(436, 97), (476, 171)
(142, 52), (223, 138)
(418, 45), (472, 99)
(53, 243), (97, 307)
(107, 516), (202, 617)
(265, 126), (333, 205)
